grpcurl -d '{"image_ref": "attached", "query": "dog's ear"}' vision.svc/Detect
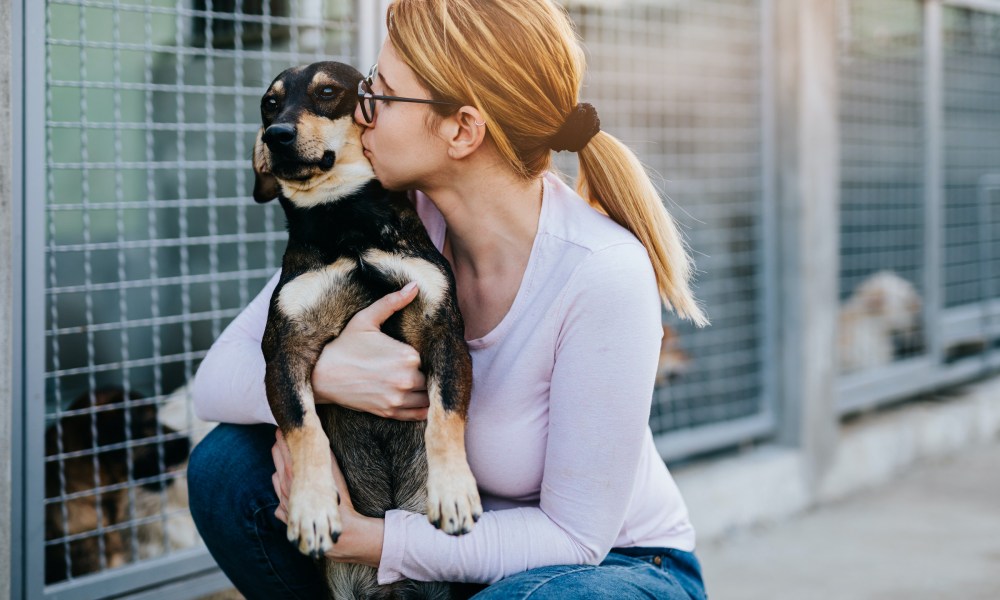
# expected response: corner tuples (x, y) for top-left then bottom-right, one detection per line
(252, 128), (281, 203)
(254, 170), (281, 204)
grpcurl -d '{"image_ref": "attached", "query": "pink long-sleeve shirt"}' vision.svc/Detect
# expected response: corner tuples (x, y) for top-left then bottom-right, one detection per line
(192, 172), (696, 584)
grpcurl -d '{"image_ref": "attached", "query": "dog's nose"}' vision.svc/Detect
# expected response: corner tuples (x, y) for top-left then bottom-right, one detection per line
(263, 123), (297, 147)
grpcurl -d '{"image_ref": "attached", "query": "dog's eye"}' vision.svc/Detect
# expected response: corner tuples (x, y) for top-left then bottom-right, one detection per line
(262, 96), (279, 112)
(317, 86), (337, 100)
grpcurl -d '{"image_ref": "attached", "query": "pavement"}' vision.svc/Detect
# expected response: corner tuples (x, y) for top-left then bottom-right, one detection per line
(696, 438), (1000, 600)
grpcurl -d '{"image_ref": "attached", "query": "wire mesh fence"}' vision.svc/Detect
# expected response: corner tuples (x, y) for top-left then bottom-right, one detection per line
(837, 0), (927, 377)
(561, 0), (773, 451)
(23, 0), (1000, 597)
(943, 7), (1000, 314)
(41, 0), (355, 592)
(837, 0), (1000, 410)
(36, 0), (773, 591)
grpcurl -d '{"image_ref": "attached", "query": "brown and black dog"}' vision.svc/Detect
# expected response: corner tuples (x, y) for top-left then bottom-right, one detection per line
(44, 387), (191, 583)
(252, 62), (480, 599)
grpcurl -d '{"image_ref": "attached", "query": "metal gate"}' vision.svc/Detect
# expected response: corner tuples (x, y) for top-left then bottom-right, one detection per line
(837, 0), (1000, 412)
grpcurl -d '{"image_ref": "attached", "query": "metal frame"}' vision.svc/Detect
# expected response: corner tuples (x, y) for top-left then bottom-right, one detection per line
(943, 0), (1000, 11)
(925, 0), (945, 367)
(976, 174), (1000, 366)
(758, 0), (781, 452)
(11, 0), (27, 596)
(43, 551), (230, 600)
(22, 0), (49, 596)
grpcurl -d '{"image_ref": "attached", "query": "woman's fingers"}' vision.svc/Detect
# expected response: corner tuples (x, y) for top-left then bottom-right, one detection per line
(272, 430), (292, 500)
(392, 395), (430, 421)
(328, 451), (355, 512)
(345, 282), (419, 332)
(396, 407), (430, 421)
(272, 471), (288, 523)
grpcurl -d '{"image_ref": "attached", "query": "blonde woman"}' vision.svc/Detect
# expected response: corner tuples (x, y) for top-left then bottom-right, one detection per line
(188, 1), (708, 598)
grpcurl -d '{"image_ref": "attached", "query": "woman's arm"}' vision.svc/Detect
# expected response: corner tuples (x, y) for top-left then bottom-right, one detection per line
(192, 272), (429, 424)
(191, 271), (280, 425)
(377, 244), (664, 584)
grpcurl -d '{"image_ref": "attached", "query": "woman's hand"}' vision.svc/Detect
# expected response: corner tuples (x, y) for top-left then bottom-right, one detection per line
(272, 429), (385, 568)
(311, 282), (430, 421)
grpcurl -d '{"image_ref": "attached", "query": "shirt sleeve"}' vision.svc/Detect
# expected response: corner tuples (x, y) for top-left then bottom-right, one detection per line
(377, 243), (663, 584)
(191, 270), (280, 426)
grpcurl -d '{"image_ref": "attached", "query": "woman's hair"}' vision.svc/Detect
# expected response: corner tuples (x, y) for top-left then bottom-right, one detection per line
(387, 0), (707, 326)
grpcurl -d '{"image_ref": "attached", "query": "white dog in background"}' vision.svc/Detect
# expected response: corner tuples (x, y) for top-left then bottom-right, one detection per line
(838, 271), (924, 374)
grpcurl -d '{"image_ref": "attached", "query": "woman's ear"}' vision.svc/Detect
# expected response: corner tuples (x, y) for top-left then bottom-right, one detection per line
(442, 106), (487, 160)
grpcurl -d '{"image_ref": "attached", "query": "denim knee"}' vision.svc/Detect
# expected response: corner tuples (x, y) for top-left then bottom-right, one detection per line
(187, 423), (326, 600)
(470, 550), (705, 600)
(188, 423), (276, 526)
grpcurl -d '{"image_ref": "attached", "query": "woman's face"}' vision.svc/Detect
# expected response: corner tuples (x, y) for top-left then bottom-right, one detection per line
(355, 42), (448, 191)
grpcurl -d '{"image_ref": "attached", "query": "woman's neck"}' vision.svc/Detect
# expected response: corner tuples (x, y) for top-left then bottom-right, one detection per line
(420, 170), (544, 280)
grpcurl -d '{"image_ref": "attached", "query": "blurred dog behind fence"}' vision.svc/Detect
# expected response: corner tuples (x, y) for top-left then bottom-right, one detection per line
(838, 271), (924, 374)
(44, 385), (214, 583)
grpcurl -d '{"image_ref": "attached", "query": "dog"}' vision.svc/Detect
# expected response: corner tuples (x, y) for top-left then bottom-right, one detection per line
(838, 271), (924, 374)
(44, 386), (191, 583)
(656, 324), (691, 387)
(252, 61), (481, 599)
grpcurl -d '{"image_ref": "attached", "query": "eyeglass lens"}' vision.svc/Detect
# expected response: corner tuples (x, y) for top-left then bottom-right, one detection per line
(359, 65), (378, 123)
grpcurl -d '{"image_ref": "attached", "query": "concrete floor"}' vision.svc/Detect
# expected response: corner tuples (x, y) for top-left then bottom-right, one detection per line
(697, 439), (1000, 600)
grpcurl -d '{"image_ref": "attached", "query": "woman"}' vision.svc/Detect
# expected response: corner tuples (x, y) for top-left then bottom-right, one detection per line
(188, 1), (708, 598)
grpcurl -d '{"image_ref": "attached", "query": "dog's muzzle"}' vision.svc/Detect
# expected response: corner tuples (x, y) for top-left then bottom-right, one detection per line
(263, 123), (297, 147)
(263, 123), (336, 173)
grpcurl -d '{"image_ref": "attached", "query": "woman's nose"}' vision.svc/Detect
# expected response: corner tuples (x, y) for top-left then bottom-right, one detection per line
(354, 102), (372, 127)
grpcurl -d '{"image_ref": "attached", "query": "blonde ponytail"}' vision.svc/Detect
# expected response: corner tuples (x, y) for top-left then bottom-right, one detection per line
(578, 133), (708, 326)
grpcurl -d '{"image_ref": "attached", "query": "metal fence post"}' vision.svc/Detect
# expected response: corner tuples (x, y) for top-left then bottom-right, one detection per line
(924, 0), (945, 366)
(773, 0), (841, 485)
(1, 0), (16, 596)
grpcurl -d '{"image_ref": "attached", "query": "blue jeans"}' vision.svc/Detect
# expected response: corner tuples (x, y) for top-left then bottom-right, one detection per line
(188, 424), (707, 600)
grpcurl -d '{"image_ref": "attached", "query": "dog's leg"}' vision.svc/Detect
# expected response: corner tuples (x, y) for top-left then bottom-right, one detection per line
(360, 250), (482, 535)
(264, 333), (343, 558)
(417, 323), (482, 536)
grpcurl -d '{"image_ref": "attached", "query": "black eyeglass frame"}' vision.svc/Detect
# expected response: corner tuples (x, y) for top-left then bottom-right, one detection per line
(357, 64), (460, 124)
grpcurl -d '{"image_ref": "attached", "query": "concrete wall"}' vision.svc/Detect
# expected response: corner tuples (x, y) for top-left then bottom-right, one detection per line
(1, 0), (15, 594)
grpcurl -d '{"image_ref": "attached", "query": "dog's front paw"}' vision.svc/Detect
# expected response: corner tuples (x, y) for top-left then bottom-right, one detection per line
(286, 482), (342, 558)
(426, 461), (482, 536)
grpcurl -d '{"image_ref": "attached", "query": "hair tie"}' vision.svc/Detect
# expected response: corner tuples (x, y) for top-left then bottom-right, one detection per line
(548, 103), (601, 152)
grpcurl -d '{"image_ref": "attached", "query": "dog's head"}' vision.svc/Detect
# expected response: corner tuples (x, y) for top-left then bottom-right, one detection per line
(45, 387), (191, 494)
(253, 61), (375, 207)
(855, 271), (923, 332)
(44, 387), (192, 582)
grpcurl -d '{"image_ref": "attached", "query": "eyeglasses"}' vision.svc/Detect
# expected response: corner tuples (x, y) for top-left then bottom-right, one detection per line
(357, 63), (459, 124)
